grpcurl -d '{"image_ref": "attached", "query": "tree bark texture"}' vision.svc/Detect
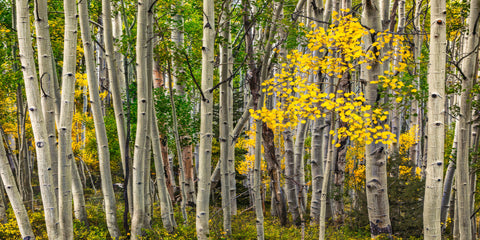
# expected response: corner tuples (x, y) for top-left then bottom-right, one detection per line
(423, 0), (447, 237)
(79, 0), (121, 237)
(362, 0), (392, 237)
(196, 0), (215, 237)
(16, 0), (59, 238)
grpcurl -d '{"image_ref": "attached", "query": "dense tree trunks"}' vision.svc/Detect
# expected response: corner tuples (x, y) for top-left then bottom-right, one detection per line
(131, 0), (150, 237)
(167, 63), (188, 222)
(455, 0), (479, 237)
(0, 133), (35, 239)
(151, 110), (176, 232)
(14, 88), (33, 210)
(16, 0), (59, 238)
(71, 157), (88, 225)
(423, 0), (446, 236)
(34, 0), (59, 196)
(78, 0), (120, 238)
(196, 0), (215, 237)
(103, 0), (128, 181)
(219, 2), (232, 233)
(361, 0), (392, 237)
(410, 0), (423, 169)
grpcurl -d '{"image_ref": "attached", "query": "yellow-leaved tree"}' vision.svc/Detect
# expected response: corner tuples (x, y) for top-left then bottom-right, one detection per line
(250, 10), (412, 238)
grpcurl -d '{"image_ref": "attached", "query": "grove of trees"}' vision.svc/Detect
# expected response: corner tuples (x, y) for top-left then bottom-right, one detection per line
(0, 0), (479, 238)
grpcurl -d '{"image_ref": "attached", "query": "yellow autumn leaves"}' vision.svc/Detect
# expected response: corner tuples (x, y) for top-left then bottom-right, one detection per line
(251, 11), (411, 148)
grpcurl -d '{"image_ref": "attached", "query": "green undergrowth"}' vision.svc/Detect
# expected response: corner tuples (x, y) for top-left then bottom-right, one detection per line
(0, 192), (374, 239)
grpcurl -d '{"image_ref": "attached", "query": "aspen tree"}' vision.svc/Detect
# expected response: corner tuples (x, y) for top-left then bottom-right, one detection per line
(15, 0), (58, 238)
(220, 0), (232, 233)
(103, 0), (128, 182)
(151, 105), (176, 232)
(196, 0), (214, 235)
(57, 0), (78, 237)
(34, 0), (59, 196)
(78, 0), (121, 237)
(455, 0), (479, 237)
(131, 0), (149, 237)
(362, 0), (392, 237)
(423, 0), (446, 237)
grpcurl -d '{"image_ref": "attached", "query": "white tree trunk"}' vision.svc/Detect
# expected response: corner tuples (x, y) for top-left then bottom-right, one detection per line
(78, 0), (120, 237)
(57, 0), (78, 237)
(16, 0), (58, 238)
(362, 0), (392, 237)
(455, 0), (479, 237)
(34, 0), (59, 197)
(220, 3), (232, 232)
(423, 0), (447, 237)
(0, 132), (35, 239)
(196, 0), (215, 237)
(294, 120), (308, 211)
(131, 0), (149, 237)
(103, 0), (128, 182)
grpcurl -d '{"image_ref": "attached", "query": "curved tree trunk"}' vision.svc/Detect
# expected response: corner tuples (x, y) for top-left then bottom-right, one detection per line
(0, 132), (35, 239)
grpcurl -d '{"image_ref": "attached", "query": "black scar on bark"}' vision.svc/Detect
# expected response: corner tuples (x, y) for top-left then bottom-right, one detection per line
(370, 221), (392, 237)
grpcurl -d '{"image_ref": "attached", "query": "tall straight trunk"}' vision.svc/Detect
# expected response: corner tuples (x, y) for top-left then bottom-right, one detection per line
(143, 7), (155, 229)
(423, 0), (446, 237)
(0, 133), (35, 239)
(103, 0), (128, 181)
(319, 115), (334, 240)
(78, 0), (121, 238)
(196, 0), (215, 237)
(220, 2), (231, 232)
(57, 0), (78, 237)
(309, 0), (324, 222)
(34, 0), (59, 197)
(310, 116), (324, 222)
(151, 109), (176, 232)
(227, 28), (236, 216)
(294, 120), (308, 211)
(455, 0), (479, 237)
(284, 127), (300, 223)
(167, 62), (188, 222)
(131, 0), (150, 237)
(254, 96), (265, 240)
(16, 0), (58, 238)
(410, 0), (423, 169)
(361, 0), (392, 237)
